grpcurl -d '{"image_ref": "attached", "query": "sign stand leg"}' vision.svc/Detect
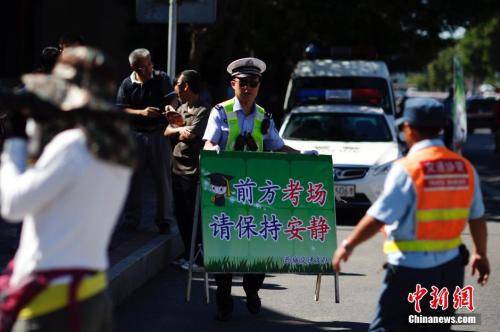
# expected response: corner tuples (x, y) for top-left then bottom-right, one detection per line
(334, 271), (340, 303)
(204, 272), (210, 304)
(314, 274), (322, 301)
(186, 182), (201, 303)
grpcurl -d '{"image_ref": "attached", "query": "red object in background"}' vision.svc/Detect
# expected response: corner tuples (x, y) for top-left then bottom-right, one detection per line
(351, 88), (383, 106)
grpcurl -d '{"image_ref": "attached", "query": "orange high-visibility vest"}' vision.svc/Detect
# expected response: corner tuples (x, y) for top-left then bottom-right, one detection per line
(383, 146), (475, 254)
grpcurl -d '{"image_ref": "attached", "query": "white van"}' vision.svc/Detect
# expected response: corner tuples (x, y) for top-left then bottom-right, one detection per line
(283, 60), (397, 124)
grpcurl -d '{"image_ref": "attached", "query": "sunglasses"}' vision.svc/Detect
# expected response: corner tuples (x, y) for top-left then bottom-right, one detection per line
(236, 78), (260, 88)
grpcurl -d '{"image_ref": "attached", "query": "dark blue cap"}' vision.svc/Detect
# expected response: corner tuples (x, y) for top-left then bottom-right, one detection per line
(396, 97), (445, 129)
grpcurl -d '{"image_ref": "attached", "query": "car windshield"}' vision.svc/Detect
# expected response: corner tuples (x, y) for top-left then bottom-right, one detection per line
(282, 112), (393, 142)
(288, 76), (392, 115)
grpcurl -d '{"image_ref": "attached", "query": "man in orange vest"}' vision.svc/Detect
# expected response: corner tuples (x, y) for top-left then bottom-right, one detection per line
(332, 98), (490, 331)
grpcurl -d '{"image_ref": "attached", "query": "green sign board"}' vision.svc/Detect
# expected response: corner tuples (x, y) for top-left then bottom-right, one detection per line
(200, 150), (337, 274)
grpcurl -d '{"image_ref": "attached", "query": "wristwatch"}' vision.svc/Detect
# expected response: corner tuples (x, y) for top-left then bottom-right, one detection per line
(341, 239), (353, 253)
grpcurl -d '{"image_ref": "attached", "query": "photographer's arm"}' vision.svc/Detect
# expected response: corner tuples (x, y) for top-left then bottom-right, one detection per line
(0, 138), (81, 221)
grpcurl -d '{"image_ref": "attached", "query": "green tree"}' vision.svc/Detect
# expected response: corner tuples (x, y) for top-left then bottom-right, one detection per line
(407, 72), (429, 90)
(410, 16), (499, 91)
(427, 47), (457, 90)
(458, 17), (500, 84)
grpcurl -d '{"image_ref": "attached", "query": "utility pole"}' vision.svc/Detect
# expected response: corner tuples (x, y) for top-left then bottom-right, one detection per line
(167, 0), (178, 79)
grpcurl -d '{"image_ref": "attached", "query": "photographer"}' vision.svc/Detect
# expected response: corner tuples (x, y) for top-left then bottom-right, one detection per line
(0, 46), (135, 332)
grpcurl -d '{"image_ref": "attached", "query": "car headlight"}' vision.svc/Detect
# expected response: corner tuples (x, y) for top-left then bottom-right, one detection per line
(371, 161), (394, 176)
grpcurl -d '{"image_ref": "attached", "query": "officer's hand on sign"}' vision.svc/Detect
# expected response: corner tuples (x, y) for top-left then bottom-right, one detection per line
(207, 144), (221, 154)
(471, 254), (490, 286)
(301, 150), (319, 156)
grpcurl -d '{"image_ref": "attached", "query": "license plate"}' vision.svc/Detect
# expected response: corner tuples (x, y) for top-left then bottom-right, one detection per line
(334, 184), (355, 198)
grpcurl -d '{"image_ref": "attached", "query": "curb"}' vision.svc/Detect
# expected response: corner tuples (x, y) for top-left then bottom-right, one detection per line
(108, 232), (184, 305)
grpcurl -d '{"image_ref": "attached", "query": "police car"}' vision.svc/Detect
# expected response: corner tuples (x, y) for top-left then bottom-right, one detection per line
(279, 105), (400, 207)
(284, 59), (397, 124)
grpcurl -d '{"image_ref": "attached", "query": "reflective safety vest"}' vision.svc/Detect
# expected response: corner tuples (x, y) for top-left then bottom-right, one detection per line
(220, 98), (265, 152)
(383, 146), (475, 254)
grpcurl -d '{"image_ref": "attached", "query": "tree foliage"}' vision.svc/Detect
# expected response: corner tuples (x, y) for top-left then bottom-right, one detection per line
(181, 0), (499, 108)
(426, 47), (456, 90)
(459, 17), (500, 82)
(408, 17), (499, 91)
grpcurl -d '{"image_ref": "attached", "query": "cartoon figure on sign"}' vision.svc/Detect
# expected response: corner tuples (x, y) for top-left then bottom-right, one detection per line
(207, 173), (233, 206)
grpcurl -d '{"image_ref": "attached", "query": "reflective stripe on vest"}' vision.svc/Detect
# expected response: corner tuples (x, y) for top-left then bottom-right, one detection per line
(416, 208), (469, 222)
(18, 272), (107, 319)
(220, 98), (264, 152)
(384, 236), (462, 253)
(384, 146), (474, 254)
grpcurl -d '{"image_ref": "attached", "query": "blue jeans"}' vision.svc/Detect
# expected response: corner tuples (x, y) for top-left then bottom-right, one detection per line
(369, 255), (464, 332)
(123, 130), (175, 227)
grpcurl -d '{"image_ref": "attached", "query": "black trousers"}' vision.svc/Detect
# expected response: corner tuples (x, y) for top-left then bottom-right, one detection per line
(369, 255), (464, 332)
(123, 130), (175, 227)
(172, 174), (201, 261)
(214, 274), (265, 311)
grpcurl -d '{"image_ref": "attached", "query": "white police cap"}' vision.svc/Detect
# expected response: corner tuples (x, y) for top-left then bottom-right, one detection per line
(226, 57), (266, 77)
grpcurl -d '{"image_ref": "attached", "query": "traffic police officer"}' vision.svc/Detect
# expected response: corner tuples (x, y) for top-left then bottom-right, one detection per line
(332, 98), (490, 331)
(203, 57), (299, 321)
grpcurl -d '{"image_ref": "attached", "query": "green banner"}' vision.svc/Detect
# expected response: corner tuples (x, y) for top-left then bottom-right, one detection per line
(200, 150), (337, 274)
(453, 55), (467, 148)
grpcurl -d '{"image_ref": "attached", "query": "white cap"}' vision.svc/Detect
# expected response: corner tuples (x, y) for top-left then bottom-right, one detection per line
(226, 57), (266, 77)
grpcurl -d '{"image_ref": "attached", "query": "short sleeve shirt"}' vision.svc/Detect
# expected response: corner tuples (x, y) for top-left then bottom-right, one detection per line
(202, 98), (284, 151)
(367, 139), (485, 268)
(116, 70), (173, 130)
(172, 101), (210, 176)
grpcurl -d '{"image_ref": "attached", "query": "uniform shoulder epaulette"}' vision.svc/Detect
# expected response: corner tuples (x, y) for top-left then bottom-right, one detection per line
(214, 104), (224, 111)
